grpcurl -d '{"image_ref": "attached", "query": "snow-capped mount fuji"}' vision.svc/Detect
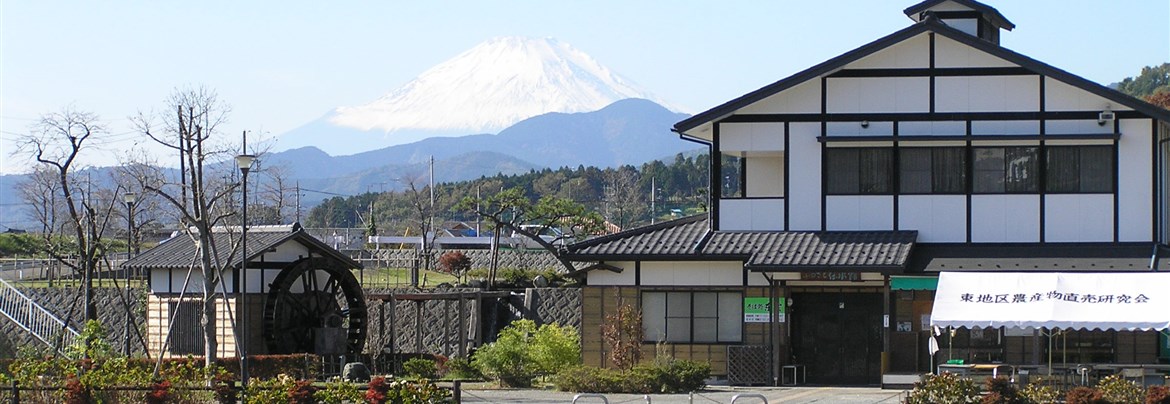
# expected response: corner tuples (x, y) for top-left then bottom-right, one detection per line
(278, 36), (682, 155)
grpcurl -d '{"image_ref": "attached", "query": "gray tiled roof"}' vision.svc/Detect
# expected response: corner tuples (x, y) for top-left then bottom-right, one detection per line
(705, 231), (916, 270)
(123, 224), (359, 270)
(565, 215), (710, 258)
(565, 215), (916, 271)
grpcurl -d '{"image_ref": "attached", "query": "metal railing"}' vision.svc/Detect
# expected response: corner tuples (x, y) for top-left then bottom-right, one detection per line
(0, 276), (79, 352)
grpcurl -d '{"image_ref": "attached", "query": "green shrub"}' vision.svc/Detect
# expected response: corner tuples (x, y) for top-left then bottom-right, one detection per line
(365, 376), (451, 404)
(315, 378), (365, 404)
(403, 358), (438, 379)
(1020, 380), (1060, 404)
(244, 374), (297, 404)
(554, 366), (626, 393)
(1097, 374), (1143, 404)
(553, 360), (709, 394)
(982, 376), (1025, 404)
(443, 357), (482, 380)
(906, 372), (982, 404)
(472, 319), (580, 387)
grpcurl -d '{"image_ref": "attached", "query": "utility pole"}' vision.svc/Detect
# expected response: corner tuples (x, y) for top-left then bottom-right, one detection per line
(651, 177), (656, 225)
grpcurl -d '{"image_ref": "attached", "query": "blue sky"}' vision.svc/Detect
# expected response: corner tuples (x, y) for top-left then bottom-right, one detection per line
(1, 1), (1167, 173)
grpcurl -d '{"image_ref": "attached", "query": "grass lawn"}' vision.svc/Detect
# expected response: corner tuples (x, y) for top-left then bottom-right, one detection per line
(354, 267), (461, 288)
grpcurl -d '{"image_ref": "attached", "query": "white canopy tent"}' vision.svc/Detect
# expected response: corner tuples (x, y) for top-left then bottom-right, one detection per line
(931, 272), (1170, 331)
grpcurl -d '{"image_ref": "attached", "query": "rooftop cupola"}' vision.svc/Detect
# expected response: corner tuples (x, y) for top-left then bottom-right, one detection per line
(904, 0), (1014, 44)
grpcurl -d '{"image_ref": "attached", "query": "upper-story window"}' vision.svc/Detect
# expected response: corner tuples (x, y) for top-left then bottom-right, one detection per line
(900, 148), (966, 194)
(973, 147), (1039, 193)
(720, 155), (744, 198)
(1045, 146), (1113, 193)
(826, 148), (893, 195)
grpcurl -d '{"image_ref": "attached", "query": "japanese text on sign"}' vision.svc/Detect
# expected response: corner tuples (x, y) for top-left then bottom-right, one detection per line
(958, 291), (1150, 304)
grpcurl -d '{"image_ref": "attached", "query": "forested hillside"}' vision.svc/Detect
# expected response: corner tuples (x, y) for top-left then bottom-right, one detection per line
(304, 152), (711, 235)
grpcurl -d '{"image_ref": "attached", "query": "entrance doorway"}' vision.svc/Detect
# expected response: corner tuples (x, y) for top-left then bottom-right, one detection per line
(791, 292), (883, 385)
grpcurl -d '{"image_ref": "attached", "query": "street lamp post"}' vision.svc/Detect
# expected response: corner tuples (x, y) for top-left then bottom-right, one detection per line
(122, 192), (136, 356)
(235, 154), (256, 388)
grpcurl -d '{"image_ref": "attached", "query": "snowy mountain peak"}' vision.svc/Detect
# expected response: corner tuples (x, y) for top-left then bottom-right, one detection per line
(327, 36), (680, 142)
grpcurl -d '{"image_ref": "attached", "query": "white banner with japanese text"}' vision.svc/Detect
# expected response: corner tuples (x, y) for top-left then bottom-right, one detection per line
(931, 272), (1170, 331)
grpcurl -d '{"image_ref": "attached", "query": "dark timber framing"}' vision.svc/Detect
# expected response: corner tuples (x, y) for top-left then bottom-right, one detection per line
(784, 122), (791, 231)
(1039, 75), (1046, 242)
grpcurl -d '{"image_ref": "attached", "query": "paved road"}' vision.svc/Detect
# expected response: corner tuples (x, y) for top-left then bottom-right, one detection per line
(461, 386), (908, 403)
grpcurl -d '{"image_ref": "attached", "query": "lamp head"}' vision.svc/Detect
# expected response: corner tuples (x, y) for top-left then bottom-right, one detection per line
(235, 154), (257, 174)
(123, 192), (137, 205)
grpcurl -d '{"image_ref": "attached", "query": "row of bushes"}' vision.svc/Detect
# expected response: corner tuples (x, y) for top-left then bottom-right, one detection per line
(246, 374), (449, 404)
(397, 319), (711, 394)
(906, 372), (1170, 404)
(553, 360), (710, 394)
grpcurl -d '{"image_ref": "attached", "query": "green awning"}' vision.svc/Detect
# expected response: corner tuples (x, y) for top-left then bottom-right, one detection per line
(891, 276), (938, 290)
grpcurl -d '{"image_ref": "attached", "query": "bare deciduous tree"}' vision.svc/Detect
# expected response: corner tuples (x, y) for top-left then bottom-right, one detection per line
(14, 108), (120, 329)
(126, 86), (241, 367)
(603, 166), (643, 229)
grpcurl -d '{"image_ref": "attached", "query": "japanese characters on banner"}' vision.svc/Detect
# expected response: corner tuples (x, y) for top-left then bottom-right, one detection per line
(931, 272), (1170, 331)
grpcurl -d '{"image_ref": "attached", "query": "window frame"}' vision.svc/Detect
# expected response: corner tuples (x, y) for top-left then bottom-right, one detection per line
(1044, 145), (1115, 194)
(825, 147), (894, 196)
(898, 147), (968, 195)
(971, 146), (1041, 194)
(641, 290), (744, 344)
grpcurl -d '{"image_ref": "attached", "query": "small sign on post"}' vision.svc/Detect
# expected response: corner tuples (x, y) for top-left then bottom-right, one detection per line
(744, 297), (786, 323)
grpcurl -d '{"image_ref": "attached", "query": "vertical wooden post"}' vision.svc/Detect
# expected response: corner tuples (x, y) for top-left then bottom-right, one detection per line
(457, 292), (466, 358)
(415, 300), (423, 353)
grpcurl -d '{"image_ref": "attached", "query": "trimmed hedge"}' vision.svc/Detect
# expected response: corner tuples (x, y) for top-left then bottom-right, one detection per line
(554, 360), (710, 394)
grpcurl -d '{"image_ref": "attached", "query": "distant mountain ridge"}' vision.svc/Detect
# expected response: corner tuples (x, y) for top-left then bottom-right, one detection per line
(264, 98), (698, 198)
(278, 36), (681, 155)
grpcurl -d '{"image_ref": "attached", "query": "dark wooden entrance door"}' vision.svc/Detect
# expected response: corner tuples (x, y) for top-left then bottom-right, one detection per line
(791, 292), (883, 385)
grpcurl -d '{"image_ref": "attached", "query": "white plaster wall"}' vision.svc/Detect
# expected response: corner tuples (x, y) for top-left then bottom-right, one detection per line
(720, 199), (784, 231)
(740, 80), (822, 114)
(898, 195), (967, 242)
(827, 77), (930, 113)
(1045, 120), (1116, 135)
(900, 121), (967, 136)
(848, 33), (931, 69)
(934, 35), (1016, 68)
(972, 120), (1040, 135)
(719, 123), (785, 153)
(640, 261), (745, 286)
(970, 195), (1040, 242)
(154, 268), (209, 293)
(935, 76), (1040, 112)
(1045, 78), (1134, 112)
(746, 156), (784, 197)
(720, 199), (753, 231)
(1118, 119), (1154, 242)
(787, 123), (822, 230)
(267, 241), (310, 262)
(150, 269), (169, 293)
(586, 261), (636, 286)
(1045, 194), (1113, 242)
(826, 196), (894, 231)
(747, 272), (770, 286)
(827, 121), (893, 137)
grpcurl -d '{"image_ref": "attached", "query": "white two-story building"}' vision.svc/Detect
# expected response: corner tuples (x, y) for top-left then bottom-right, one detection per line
(566, 0), (1170, 386)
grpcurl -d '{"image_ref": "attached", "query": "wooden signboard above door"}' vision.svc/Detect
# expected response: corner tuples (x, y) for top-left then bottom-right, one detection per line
(800, 272), (861, 282)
